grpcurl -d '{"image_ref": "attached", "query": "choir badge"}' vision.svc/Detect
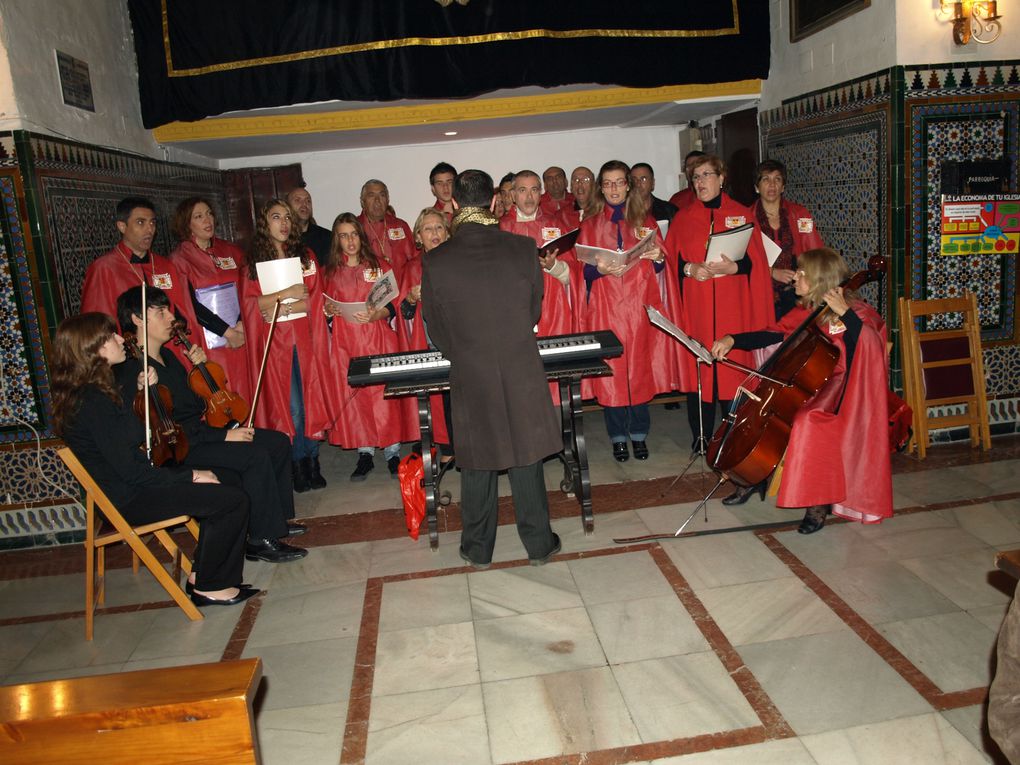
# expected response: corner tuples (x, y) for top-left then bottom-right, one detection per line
(724, 216), (746, 228)
(302, 260), (317, 276)
(798, 218), (815, 233)
(152, 273), (173, 290)
(214, 256), (237, 270)
(541, 227), (561, 241)
(387, 228), (405, 240)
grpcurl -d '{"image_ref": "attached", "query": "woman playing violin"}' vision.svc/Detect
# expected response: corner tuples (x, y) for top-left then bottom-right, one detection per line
(710, 247), (893, 534)
(52, 312), (256, 606)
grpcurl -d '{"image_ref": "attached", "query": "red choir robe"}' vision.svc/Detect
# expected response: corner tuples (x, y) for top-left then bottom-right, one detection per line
(357, 212), (414, 285)
(577, 206), (680, 406)
(770, 300), (893, 524)
(322, 262), (415, 448)
(396, 250), (449, 443)
(239, 255), (335, 441)
(539, 191), (576, 220)
(668, 188), (697, 211)
(169, 238), (253, 402)
(559, 203), (582, 231)
(81, 243), (199, 368)
(753, 198), (825, 313)
(432, 201), (454, 223)
(665, 194), (774, 401)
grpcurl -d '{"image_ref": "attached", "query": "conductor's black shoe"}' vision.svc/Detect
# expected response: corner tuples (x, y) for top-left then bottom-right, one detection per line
(459, 547), (490, 570)
(308, 457), (327, 490)
(190, 586), (260, 607)
(631, 440), (649, 460)
(529, 534), (562, 566)
(286, 521), (307, 537)
(612, 442), (629, 462)
(722, 480), (767, 506)
(351, 453), (374, 481)
(798, 504), (832, 535)
(292, 460), (311, 493)
(245, 538), (308, 562)
(388, 455), (401, 478)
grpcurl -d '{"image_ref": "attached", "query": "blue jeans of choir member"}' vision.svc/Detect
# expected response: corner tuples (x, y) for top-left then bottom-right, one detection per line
(604, 404), (650, 443)
(359, 444), (401, 460)
(290, 347), (319, 461)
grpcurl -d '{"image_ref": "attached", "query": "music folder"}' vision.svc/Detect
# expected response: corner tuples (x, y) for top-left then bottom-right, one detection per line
(644, 305), (714, 364)
(538, 228), (580, 258)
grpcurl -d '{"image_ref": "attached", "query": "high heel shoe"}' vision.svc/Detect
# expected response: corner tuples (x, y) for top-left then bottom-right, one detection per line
(721, 480), (767, 506)
(797, 504), (832, 534)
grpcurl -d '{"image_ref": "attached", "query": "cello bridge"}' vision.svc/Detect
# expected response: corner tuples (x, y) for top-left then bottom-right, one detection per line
(736, 385), (762, 403)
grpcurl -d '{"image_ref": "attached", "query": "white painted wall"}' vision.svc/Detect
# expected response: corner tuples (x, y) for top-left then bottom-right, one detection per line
(895, 1), (1020, 65)
(0, 0), (212, 166)
(220, 125), (686, 227)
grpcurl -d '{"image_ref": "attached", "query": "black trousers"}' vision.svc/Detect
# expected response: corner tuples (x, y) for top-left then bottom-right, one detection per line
(184, 428), (293, 541)
(686, 394), (733, 447)
(459, 460), (555, 564)
(122, 483), (249, 590)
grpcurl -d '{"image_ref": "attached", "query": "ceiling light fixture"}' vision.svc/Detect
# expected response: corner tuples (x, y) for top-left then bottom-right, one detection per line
(939, 0), (1002, 45)
(444, 131), (458, 136)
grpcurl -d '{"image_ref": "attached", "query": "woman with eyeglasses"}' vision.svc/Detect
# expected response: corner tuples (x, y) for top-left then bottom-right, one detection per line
(664, 154), (773, 475)
(710, 247), (892, 533)
(752, 159), (825, 318)
(576, 159), (679, 463)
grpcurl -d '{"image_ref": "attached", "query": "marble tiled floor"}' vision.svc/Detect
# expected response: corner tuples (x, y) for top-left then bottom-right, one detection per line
(1, 434), (1018, 764)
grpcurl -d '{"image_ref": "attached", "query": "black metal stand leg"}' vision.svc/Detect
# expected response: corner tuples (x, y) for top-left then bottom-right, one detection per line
(568, 377), (594, 534)
(557, 379), (577, 492)
(416, 391), (440, 550)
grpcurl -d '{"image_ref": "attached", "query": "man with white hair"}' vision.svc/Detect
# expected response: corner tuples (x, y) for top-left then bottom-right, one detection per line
(357, 179), (414, 281)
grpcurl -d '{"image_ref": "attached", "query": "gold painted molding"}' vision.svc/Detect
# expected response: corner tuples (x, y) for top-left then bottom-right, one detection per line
(153, 81), (761, 143)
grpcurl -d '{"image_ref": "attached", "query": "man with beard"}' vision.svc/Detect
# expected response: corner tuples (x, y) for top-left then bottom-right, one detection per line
(285, 185), (332, 266)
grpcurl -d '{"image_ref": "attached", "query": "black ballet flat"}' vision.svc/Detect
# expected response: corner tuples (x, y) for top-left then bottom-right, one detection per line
(722, 480), (767, 506)
(185, 581), (251, 596)
(797, 504), (832, 534)
(190, 585), (260, 607)
(631, 440), (649, 460)
(612, 442), (629, 462)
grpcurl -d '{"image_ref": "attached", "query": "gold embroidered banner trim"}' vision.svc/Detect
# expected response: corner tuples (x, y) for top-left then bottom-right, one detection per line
(161, 0), (740, 78)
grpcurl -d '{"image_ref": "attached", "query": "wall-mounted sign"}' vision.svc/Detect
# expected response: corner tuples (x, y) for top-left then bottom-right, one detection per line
(940, 195), (1020, 255)
(55, 50), (94, 112)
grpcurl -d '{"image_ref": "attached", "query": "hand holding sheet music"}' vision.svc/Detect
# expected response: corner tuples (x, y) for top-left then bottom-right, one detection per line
(326, 271), (399, 323)
(576, 229), (658, 277)
(704, 223), (753, 278)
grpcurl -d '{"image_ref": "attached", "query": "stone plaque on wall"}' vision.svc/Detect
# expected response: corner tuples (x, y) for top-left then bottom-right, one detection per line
(55, 51), (95, 112)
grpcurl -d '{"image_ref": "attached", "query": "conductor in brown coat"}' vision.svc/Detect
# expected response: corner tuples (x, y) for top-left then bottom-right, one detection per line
(421, 169), (562, 569)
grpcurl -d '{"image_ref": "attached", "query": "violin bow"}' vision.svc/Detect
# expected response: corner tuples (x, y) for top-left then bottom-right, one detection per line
(246, 299), (282, 428)
(140, 280), (153, 462)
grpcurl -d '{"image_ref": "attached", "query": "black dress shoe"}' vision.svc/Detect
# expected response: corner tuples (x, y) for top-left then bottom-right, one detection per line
(245, 538), (309, 562)
(529, 534), (562, 566)
(190, 586), (260, 607)
(292, 460), (310, 493)
(351, 453), (374, 481)
(631, 440), (649, 460)
(308, 457), (327, 490)
(286, 521), (307, 537)
(722, 480), (767, 506)
(388, 455), (401, 478)
(798, 504), (832, 534)
(612, 442), (629, 462)
(186, 580), (250, 595)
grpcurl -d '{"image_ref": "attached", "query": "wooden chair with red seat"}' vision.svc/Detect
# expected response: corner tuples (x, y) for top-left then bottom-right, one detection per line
(56, 447), (203, 640)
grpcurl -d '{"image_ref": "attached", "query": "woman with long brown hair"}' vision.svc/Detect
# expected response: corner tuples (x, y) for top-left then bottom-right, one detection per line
(241, 199), (335, 491)
(52, 313), (255, 606)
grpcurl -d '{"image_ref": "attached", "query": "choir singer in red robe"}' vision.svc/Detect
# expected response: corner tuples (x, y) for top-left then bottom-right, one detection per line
(710, 247), (893, 533)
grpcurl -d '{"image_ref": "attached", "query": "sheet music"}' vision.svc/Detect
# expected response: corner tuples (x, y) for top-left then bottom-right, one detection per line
(366, 271), (399, 311)
(644, 305), (714, 364)
(193, 282), (240, 349)
(705, 223), (752, 270)
(538, 227), (580, 258)
(255, 257), (306, 321)
(761, 232), (783, 267)
(575, 228), (657, 276)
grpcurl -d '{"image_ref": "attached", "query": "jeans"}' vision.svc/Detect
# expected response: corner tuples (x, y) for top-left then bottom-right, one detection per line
(290, 347), (319, 461)
(603, 404), (650, 443)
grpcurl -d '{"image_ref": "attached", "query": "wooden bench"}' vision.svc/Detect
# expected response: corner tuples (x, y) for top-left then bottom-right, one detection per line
(0, 658), (262, 764)
(997, 549), (1020, 581)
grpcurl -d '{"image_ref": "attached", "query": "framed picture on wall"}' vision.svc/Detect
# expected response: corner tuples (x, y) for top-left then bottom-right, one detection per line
(790, 0), (870, 42)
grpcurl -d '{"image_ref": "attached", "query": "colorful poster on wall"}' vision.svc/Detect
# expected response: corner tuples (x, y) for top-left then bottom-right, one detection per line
(940, 194), (1020, 255)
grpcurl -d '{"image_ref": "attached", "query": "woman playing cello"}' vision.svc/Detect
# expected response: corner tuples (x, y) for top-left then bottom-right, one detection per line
(710, 247), (893, 533)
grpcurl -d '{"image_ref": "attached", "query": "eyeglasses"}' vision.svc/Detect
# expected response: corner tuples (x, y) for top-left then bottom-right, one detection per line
(692, 171), (718, 183)
(572, 177), (593, 185)
(601, 180), (628, 189)
(794, 270), (807, 280)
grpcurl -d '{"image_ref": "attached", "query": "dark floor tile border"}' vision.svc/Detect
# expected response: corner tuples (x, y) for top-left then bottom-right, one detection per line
(758, 531), (988, 712)
(0, 599), (177, 629)
(339, 544), (794, 765)
(221, 591), (267, 662)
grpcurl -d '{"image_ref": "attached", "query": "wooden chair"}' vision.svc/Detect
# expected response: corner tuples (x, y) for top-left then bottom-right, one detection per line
(56, 447), (203, 640)
(898, 292), (991, 459)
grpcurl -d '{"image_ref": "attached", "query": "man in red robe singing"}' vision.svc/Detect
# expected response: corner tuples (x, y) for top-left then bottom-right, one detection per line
(81, 197), (199, 368)
(357, 179), (414, 284)
(539, 166), (576, 219)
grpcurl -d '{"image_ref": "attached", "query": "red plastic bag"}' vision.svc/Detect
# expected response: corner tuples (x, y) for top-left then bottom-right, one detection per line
(398, 453), (426, 540)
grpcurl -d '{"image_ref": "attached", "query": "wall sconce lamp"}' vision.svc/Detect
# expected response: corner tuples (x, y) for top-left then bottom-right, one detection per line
(940, 1), (1002, 45)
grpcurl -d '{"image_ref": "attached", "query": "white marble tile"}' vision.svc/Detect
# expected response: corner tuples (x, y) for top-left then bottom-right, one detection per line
(373, 621), (478, 695)
(938, 502), (1020, 547)
(0, 621), (56, 672)
(650, 737), (818, 764)
(968, 602), (1010, 632)
(568, 551), (674, 606)
(367, 684), (490, 765)
(257, 702), (347, 765)
(264, 541), (373, 593)
(940, 705), (999, 762)
(815, 561), (960, 624)
(588, 594), (709, 664)
(549, 508), (651, 555)
(247, 581), (366, 647)
(120, 652), (223, 673)
(851, 510), (990, 560)
(697, 577), (848, 646)
(892, 470), (995, 507)
(738, 631), (932, 735)
(127, 602), (240, 661)
(483, 666), (640, 763)
(468, 563), (582, 620)
(0, 573), (89, 618)
(244, 635), (357, 711)
(900, 549), (1012, 610)
(637, 501), (743, 536)
(369, 530), (467, 578)
(612, 652), (759, 742)
(877, 611), (998, 692)
(947, 460), (1020, 496)
(378, 573), (471, 631)
(801, 712), (988, 764)
(774, 522), (891, 573)
(4, 660), (126, 686)
(13, 610), (158, 674)
(660, 530), (792, 592)
(474, 606), (606, 682)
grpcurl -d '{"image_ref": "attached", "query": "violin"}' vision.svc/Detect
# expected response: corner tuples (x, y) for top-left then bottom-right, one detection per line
(707, 255), (888, 488)
(123, 334), (190, 467)
(170, 320), (250, 429)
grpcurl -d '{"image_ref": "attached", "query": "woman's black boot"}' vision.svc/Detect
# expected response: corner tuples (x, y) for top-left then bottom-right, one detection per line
(798, 504), (832, 534)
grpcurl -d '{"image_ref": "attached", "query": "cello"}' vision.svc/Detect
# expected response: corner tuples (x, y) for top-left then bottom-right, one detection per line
(169, 319), (250, 429)
(706, 255), (888, 489)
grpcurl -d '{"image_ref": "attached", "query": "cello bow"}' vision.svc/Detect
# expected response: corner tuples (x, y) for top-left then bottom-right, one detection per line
(246, 299), (282, 428)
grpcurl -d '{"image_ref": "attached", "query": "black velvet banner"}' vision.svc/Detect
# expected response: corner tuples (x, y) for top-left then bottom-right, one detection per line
(128, 0), (770, 128)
